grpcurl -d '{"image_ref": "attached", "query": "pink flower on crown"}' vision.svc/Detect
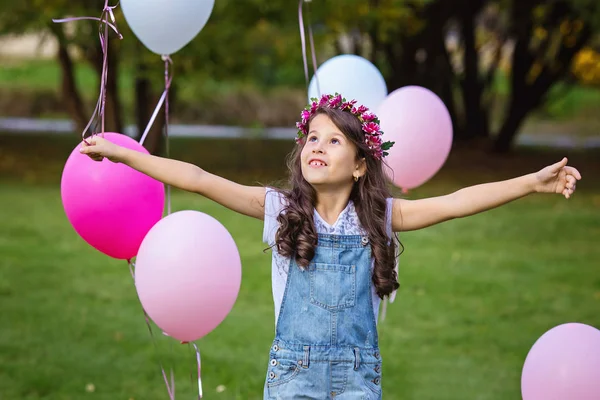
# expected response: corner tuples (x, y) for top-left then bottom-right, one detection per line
(329, 94), (342, 108)
(361, 112), (376, 122)
(310, 101), (319, 113)
(341, 100), (357, 111)
(296, 121), (308, 136)
(365, 134), (384, 159)
(301, 109), (311, 122)
(362, 121), (380, 135)
(366, 133), (383, 147)
(318, 95), (329, 107)
(353, 105), (368, 114)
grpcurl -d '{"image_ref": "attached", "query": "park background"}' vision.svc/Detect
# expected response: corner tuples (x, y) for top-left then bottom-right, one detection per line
(1, 0), (599, 399)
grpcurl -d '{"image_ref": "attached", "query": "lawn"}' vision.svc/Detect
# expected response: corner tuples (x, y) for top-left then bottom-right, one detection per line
(0, 137), (599, 399)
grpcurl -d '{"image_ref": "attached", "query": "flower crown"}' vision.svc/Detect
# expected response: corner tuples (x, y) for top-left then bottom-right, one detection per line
(295, 93), (394, 160)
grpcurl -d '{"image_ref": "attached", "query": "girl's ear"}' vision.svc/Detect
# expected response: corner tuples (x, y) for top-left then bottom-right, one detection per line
(355, 157), (367, 178)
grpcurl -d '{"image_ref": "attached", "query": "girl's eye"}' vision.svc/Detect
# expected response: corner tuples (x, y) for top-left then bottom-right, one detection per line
(331, 138), (340, 145)
(308, 136), (317, 142)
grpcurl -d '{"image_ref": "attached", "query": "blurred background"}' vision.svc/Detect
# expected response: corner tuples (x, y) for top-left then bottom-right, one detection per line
(0, 0), (599, 399)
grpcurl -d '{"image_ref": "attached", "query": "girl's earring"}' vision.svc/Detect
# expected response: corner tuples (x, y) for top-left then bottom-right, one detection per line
(354, 175), (359, 182)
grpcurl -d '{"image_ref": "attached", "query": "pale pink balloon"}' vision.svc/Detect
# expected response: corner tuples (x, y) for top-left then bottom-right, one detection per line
(522, 323), (600, 400)
(61, 132), (165, 260)
(378, 86), (453, 190)
(134, 210), (242, 342)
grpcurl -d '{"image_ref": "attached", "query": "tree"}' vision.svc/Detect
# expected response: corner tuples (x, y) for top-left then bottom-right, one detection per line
(493, 0), (595, 151)
(0, 0), (126, 136)
(319, 0), (599, 152)
(2, 0), (597, 154)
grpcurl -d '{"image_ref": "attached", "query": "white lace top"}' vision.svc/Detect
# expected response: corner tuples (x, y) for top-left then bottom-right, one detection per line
(263, 187), (397, 325)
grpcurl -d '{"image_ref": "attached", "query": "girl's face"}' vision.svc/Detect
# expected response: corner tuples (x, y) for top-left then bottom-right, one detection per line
(300, 114), (364, 189)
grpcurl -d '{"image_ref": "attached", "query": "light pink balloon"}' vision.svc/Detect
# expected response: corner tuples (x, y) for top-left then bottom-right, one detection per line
(61, 132), (165, 260)
(134, 210), (242, 342)
(522, 323), (600, 400)
(378, 86), (453, 190)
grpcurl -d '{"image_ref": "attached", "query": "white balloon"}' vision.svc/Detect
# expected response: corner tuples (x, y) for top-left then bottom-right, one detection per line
(121, 0), (215, 55)
(308, 54), (387, 111)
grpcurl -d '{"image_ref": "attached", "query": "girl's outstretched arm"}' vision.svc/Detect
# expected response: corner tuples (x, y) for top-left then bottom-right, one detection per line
(392, 157), (582, 232)
(80, 136), (266, 220)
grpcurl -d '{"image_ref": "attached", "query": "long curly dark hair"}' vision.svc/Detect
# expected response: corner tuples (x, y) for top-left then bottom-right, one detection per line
(274, 106), (401, 299)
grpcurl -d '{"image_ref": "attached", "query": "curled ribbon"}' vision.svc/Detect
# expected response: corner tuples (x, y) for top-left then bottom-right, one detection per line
(298, 0), (320, 96)
(128, 260), (176, 400)
(191, 343), (203, 399)
(52, 0), (123, 144)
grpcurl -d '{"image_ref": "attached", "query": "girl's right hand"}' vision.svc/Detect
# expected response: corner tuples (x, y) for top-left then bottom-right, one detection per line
(79, 136), (124, 163)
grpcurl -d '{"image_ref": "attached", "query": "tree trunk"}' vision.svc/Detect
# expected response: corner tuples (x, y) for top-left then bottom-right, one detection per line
(459, 0), (487, 140)
(492, 97), (529, 153)
(87, 40), (123, 134)
(104, 45), (123, 134)
(48, 23), (88, 135)
(383, 0), (454, 91)
(133, 42), (165, 156)
(134, 60), (151, 140)
(492, 0), (592, 152)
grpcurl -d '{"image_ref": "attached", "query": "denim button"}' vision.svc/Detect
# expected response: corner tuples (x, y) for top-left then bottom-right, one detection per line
(361, 236), (369, 246)
(270, 359), (277, 366)
(373, 377), (380, 385)
(272, 345), (279, 352)
(269, 371), (276, 379)
(374, 351), (380, 359)
(374, 364), (381, 373)
(298, 360), (303, 366)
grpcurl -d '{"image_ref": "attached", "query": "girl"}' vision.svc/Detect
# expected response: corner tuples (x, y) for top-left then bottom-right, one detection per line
(80, 93), (581, 399)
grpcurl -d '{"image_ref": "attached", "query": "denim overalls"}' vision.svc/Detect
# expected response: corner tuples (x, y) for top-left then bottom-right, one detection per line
(263, 233), (382, 399)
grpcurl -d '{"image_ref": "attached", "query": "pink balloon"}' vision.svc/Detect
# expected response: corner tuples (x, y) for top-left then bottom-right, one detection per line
(378, 86), (453, 190)
(522, 323), (600, 400)
(134, 210), (242, 342)
(61, 132), (165, 259)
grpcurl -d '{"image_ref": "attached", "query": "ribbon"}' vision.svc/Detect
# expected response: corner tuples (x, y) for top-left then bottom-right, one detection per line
(298, 0), (320, 96)
(52, 1), (123, 144)
(191, 343), (203, 399)
(128, 259), (176, 400)
(138, 55), (173, 215)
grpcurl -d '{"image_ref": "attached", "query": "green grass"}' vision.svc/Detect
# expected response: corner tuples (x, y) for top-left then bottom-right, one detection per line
(0, 59), (102, 92)
(1, 149), (599, 399)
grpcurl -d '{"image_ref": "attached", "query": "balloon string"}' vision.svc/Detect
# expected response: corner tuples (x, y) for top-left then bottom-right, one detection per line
(52, 1), (122, 144)
(298, 0), (309, 90)
(128, 260), (176, 400)
(163, 55), (173, 216)
(379, 297), (389, 323)
(298, 0), (320, 95)
(306, 4), (321, 96)
(137, 56), (173, 216)
(138, 91), (167, 146)
(191, 343), (203, 399)
(138, 56), (173, 147)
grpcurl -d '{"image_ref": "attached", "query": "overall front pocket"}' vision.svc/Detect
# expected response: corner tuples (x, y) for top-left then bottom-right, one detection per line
(309, 263), (356, 311)
(266, 358), (301, 388)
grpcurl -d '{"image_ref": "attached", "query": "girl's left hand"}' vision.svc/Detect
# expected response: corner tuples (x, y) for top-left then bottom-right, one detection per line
(535, 157), (582, 199)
